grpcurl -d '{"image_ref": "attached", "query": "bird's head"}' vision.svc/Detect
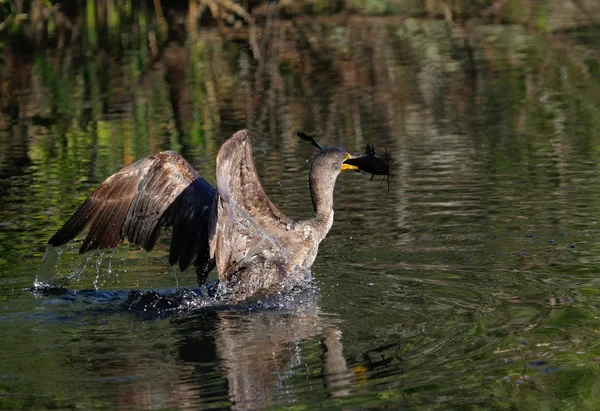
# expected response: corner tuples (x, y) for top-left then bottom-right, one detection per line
(308, 147), (360, 216)
(298, 132), (388, 177)
(310, 147), (360, 181)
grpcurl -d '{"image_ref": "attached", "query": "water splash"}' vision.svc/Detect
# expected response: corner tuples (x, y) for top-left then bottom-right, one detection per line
(69, 253), (92, 282)
(34, 243), (127, 292)
(172, 266), (179, 287)
(34, 243), (65, 286)
(92, 252), (104, 290)
(107, 254), (120, 284)
(123, 287), (215, 317)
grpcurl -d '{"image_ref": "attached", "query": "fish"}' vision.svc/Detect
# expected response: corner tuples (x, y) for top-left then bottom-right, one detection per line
(298, 131), (391, 192)
(343, 144), (390, 180)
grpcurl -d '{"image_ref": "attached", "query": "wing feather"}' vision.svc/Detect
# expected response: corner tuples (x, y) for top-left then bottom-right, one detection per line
(82, 203), (113, 252)
(48, 151), (216, 281)
(209, 130), (290, 279)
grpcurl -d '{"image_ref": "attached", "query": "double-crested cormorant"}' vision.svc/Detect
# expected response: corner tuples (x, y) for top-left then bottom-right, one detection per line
(48, 129), (364, 301)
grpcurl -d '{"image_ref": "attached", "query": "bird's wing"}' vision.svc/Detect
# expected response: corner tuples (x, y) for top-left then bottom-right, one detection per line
(48, 151), (216, 279)
(209, 130), (290, 279)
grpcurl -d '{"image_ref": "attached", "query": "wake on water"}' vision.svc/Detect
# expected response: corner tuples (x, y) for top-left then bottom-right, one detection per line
(29, 244), (321, 319)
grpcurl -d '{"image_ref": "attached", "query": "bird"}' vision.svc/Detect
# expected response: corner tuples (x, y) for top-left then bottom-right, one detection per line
(48, 129), (363, 301)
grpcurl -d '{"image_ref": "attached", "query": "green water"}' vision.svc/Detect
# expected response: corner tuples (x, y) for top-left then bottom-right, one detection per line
(2, 5), (600, 410)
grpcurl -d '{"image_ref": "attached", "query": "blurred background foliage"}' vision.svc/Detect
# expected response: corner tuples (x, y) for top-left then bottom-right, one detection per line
(1, 0), (599, 47)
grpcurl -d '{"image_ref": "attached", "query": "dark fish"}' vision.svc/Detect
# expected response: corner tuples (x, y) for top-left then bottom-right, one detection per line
(298, 132), (391, 191)
(344, 144), (391, 194)
(344, 144), (390, 179)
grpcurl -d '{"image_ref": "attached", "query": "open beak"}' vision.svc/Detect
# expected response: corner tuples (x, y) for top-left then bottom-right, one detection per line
(341, 152), (361, 172)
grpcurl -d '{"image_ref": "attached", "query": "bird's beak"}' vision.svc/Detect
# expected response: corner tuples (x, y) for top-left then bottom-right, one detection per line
(341, 152), (360, 172)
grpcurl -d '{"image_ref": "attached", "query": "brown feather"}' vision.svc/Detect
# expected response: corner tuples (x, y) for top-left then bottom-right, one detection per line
(48, 198), (95, 247)
(48, 151), (216, 279)
(81, 202), (114, 253)
(98, 199), (129, 249)
(210, 130), (291, 281)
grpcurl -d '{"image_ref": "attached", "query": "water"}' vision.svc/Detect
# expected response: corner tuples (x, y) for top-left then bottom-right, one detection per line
(2, 5), (600, 409)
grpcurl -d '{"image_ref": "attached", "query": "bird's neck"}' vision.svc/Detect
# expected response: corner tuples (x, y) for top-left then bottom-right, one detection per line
(308, 171), (336, 239)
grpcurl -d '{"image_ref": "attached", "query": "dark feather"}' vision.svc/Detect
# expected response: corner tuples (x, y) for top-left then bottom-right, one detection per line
(144, 223), (162, 252)
(48, 151), (217, 284)
(48, 198), (95, 247)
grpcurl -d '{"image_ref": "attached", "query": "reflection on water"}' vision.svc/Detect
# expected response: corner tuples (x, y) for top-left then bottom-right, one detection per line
(2, 2), (600, 409)
(10, 286), (353, 410)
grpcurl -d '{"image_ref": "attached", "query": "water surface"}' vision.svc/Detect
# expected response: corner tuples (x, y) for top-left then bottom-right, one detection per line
(2, 7), (600, 410)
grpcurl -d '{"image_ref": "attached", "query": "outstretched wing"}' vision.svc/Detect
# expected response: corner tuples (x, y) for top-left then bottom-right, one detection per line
(48, 151), (216, 279)
(209, 130), (290, 279)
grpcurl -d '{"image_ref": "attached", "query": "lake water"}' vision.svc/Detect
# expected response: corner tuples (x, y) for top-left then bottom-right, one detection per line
(1, 8), (600, 410)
